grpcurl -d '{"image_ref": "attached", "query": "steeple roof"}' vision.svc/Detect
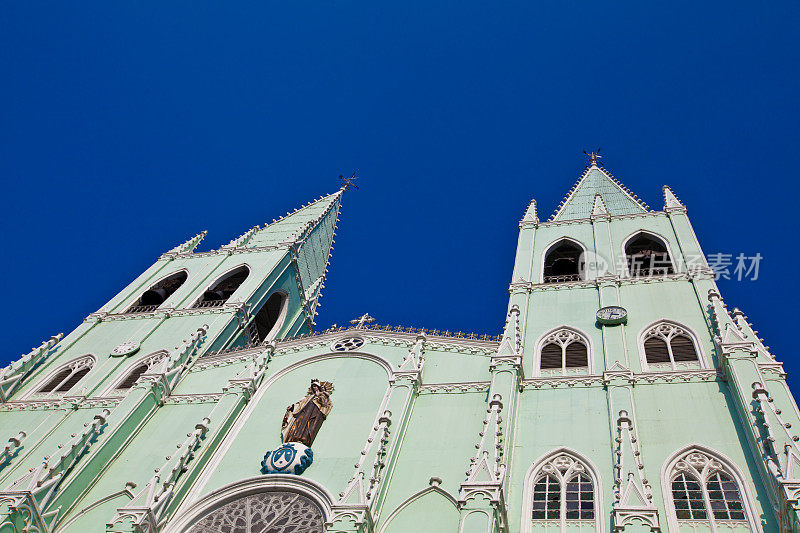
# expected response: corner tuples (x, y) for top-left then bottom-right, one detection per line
(245, 190), (343, 249)
(551, 163), (649, 221)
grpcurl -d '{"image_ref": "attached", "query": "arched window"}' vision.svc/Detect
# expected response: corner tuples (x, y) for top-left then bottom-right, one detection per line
(245, 292), (287, 345)
(193, 266), (249, 309)
(665, 448), (752, 531)
(127, 271), (188, 313)
(543, 240), (584, 283)
(186, 491), (324, 533)
(526, 451), (600, 532)
(113, 352), (167, 391)
(538, 329), (590, 375)
(625, 232), (674, 277)
(36, 356), (93, 395)
(641, 322), (701, 371)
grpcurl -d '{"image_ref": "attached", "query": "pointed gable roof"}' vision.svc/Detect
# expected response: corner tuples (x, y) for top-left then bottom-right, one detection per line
(245, 190), (343, 249)
(551, 163), (649, 221)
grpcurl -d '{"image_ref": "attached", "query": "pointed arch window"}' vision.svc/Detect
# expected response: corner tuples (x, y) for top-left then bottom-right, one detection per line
(528, 453), (597, 531)
(193, 266), (249, 309)
(186, 491), (324, 533)
(641, 322), (701, 371)
(666, 449), (751, 530)
(538, 329), (590, 375)
(35, 356), (93, 395)
(625, 233), (674, 277)
(244, 292), (287, 346)
(127, 271), (188, 314)
(543, 240), (584, 283)
(113, 352), (167, 392)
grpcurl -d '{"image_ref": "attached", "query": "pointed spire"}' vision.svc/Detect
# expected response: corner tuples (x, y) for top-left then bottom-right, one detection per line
(221, 225), (260, 250)
(246, 190), (343, 250)
(663, 185), (686, 211)
(520, 199), (539, 226)
(551, 156), (649, 221)
(164, 231), (207, 256)
(591, 193), (609, 218)
(496, 305), (521, 357)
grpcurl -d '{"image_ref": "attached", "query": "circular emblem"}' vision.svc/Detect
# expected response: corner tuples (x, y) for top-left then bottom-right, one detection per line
(111, 341), (140, 357)
(332, 337), (364, 352)
(596, 306), (628, 326)
(269, 444), (297, 470)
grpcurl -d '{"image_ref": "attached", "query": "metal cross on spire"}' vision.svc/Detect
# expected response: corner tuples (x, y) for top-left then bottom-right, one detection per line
(339, 171), (359, 191)
(349, 313), (375, 328)
(583, 148), (602, 166)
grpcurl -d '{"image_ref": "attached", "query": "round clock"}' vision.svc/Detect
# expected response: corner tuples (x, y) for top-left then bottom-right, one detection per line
(111, 341), (140, 357)
(596, 306), (628, 326)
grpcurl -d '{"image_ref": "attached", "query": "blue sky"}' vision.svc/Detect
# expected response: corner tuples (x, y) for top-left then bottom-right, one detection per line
(2, 3), (798, 385)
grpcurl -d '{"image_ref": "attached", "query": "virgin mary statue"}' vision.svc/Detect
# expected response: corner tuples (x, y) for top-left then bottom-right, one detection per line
(281, 379), (334, 447)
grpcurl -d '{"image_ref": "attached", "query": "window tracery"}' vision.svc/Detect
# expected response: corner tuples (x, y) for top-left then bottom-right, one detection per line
(538, 329), (589, 375)
(35, 356), (93, 395)
(115, 352), (167, 391)
(530, 453), (597, 530)
(187, 491), (324, 533)
(641, 322), (701, 370)
(667, 449), (750, 530)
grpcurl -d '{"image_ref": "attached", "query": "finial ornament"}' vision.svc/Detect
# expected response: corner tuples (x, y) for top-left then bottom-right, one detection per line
(583, 148), (602, 166)
(339, 171), (359, 191)
(350, 313), (375, 328)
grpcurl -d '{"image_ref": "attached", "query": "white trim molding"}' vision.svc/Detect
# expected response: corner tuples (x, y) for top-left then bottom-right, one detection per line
(163, 475), (335, 533)
(660, 445), (763, 533)
(521, 447), (605, 533)
(100, 350), (169, 397)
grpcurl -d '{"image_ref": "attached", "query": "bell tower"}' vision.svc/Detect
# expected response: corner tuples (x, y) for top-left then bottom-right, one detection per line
(0, 185), (345, 532)
(503, 154), (781, 532)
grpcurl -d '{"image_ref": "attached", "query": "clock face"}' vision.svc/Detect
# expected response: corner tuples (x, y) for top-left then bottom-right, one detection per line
(111, 341), (140, 357)
(596, 306), (628, 325)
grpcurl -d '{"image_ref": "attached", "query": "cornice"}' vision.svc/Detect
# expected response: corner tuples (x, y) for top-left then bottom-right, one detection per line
(510, 270), (715, 294)
(520, 369), (722, 390)
(164, 393), (222, 405)
(85, 302), (247, 323)
(541, 210), (667, 228)
(419, 381), (491, 394)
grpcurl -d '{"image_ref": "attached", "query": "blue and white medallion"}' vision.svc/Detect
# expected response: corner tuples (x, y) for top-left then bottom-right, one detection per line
(261, 442), (314, 475)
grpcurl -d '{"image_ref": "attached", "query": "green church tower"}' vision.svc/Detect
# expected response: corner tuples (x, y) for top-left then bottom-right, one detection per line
(0, 159), (796, 533)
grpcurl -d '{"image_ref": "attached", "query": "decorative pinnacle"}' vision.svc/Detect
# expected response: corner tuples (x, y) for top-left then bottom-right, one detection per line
(339, 171), (359, 191)
(350, 313), (375, 328)
(583, 148), (602, 167)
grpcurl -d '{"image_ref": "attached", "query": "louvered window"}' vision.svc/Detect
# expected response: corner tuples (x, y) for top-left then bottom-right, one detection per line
(642, 322), (700, 370)
(539, 329), (590, 375)
(540, 344), (563, 369)
(644, 338), (670, 364)
(35, 357), (93, 395)
(117, 363), (149, 390)
(564, 343), (588, 368)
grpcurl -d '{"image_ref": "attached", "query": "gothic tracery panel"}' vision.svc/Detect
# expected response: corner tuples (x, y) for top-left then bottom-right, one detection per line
(641, 322), (701, 371)
(529, 452), (598, 531)
(667, 449), (751, 531)
(187, 491), (324, 533)
(538, 329), (590, 376)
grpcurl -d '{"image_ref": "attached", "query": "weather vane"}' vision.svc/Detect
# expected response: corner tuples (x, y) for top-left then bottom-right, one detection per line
(339, 171), (359, 191)
(583, 148), (602, 166)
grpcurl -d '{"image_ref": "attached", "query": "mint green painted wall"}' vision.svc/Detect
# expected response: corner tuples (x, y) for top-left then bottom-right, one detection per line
(200, 355), (389, 497)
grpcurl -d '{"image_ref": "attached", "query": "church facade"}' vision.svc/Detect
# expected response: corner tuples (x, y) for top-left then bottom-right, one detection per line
(0, 159), (796, 533)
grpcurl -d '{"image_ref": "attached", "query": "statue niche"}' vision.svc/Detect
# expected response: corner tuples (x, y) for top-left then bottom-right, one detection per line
(281, 379), (334, 447)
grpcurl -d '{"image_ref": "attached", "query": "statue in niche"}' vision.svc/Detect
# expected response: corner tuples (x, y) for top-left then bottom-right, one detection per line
(281, 379), (334, 447)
